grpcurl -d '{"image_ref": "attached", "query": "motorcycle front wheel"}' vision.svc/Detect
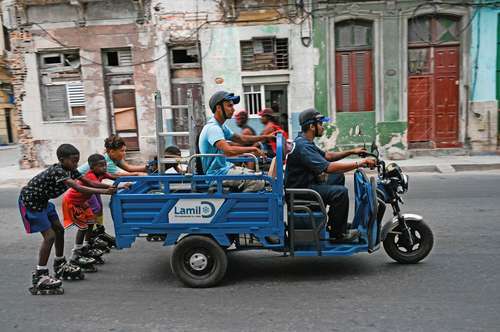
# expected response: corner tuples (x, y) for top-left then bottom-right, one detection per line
(383, 219), (433, 264)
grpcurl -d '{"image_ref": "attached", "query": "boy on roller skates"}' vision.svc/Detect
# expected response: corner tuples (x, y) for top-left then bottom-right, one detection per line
(63, 154), (120, 271)
(18, 144), (116, 295)
(78, 135), (147, 249)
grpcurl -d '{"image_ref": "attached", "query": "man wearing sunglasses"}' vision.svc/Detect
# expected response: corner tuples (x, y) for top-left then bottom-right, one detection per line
(285, 108), (376, 243)
(198, 91), (274, 192)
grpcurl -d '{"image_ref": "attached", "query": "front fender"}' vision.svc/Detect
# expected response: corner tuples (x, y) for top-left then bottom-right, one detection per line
(381, 213), (424, 241)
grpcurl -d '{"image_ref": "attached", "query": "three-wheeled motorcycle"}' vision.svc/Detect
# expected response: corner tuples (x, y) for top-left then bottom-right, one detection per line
(110, 134), (433, 287)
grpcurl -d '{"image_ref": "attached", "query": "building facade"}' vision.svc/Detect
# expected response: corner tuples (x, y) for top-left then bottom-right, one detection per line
(5, 0), (314, 166)
(4, 0), (157, 167)
(0, 10), (15, 146)
(3, 0), (499, 167)
(469, 0), (500, 151)
(312, 0), (496, 158)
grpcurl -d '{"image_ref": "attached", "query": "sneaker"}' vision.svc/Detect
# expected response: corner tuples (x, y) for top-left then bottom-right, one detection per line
(329, 229), (359, 243)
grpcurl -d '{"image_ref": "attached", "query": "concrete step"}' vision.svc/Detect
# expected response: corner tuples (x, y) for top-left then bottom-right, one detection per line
(408, 148), (469, 158)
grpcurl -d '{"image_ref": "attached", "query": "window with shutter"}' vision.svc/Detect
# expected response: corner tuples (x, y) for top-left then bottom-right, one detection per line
(42, 85), (69, 121)
(240, 38), (289, 71)
(38, 51), (85, 121)
(66, 82), (86, 117)
(335, 20), (374, 112)
(118, 49), (133, 66)
(104, 48), (133, 67)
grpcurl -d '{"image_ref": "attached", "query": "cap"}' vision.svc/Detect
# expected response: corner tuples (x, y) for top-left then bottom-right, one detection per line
(258, 108), (276, 117)
(299, 108), (330, 126)
(209, 91), (240, 112)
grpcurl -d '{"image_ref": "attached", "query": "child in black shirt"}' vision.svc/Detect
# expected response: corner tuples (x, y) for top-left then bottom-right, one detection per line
(19, 144), (116, 295)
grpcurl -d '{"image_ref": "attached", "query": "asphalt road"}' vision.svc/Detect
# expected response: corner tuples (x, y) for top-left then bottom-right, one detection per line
(0, 171), (499, 332)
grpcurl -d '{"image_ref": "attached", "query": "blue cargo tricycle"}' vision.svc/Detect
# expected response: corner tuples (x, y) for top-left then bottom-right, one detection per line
(110, 134), (433, 287)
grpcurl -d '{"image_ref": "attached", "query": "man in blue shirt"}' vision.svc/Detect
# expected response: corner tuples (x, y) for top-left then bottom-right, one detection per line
(198, 91), (274, 192)
(285, 108), (376, 242)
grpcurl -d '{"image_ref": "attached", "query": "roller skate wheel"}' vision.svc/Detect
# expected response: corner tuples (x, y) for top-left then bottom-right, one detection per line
(82, 266), (98, 273)
(29, 286), (64, 295)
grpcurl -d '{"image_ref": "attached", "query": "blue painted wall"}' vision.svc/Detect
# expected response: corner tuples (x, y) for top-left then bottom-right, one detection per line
(470, 6), (499, 102)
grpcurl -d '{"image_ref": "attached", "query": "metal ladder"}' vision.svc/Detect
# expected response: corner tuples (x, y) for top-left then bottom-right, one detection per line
(154, 90), (197, 174)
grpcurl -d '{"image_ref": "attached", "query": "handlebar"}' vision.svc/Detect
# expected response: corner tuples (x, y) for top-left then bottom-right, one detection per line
(357, 151), (386, 176)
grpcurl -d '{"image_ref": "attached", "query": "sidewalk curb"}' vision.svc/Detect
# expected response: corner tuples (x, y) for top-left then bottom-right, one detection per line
(452, 163), (500, 172)
(401, 165), (439, 173)
(401, 163), (500, 173)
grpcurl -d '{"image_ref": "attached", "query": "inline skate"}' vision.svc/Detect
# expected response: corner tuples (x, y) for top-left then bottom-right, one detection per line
(93, 225), (116, 248)
(80, 245), (105, 265)
(70, 250), (98, 273)
(88, 237), (110, 253)
(53, 258), (85, 280)
(29, 269), (64, 295)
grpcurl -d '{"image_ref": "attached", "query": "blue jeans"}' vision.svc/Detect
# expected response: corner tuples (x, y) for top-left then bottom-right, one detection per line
(310, 173), (349, 237)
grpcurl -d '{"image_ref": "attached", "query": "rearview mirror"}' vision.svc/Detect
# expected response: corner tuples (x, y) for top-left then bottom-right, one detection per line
(371, 141), (379, 157)
(353, 125), (362, 137)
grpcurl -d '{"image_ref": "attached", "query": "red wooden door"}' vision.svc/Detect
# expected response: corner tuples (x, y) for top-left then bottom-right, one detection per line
(408, 76), (433, 142)
(434, 46), (459, 147)
(408, 46), (459, 147)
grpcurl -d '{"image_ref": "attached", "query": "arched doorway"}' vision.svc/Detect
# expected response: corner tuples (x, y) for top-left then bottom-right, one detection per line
(407, 15), (461, 148)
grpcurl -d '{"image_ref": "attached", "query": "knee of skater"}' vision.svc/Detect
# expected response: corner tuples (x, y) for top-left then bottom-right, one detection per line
(53, 226), (65, 237)
(44, 232), (56, 244)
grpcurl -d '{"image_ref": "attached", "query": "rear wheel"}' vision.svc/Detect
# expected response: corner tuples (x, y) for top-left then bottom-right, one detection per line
(383, 220), (433, 264)
(171, 236), (227, 288)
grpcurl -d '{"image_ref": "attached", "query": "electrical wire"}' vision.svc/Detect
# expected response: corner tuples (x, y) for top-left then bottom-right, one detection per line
(20, 0), (500, 66)
(33, 22), (168, 67)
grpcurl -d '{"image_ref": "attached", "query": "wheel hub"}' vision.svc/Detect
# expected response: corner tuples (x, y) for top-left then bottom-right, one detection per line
(189, 253), (208, 271)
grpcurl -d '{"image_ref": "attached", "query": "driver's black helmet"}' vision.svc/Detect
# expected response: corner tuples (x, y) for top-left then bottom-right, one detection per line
(299, 108), (330, 126)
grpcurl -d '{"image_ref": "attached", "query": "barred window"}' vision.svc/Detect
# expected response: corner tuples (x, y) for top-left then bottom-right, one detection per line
(243, 84), (263, 116)
(240, 38), (288, 71)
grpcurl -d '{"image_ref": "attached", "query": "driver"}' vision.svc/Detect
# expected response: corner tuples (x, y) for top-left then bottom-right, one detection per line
(198, 90), (274, 192)
(285, 108), (376, 243)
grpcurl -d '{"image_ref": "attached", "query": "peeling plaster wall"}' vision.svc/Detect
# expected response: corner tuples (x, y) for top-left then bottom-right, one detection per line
(22, 23), (157, 165)
(313, 1), (472, 157)
(469, 7), (499, 151)
(200, 24), (315, 138)
(468, 101), (498, 151)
